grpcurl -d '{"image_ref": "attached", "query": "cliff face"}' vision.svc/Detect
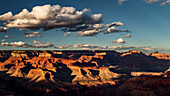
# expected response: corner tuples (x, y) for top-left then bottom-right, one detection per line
(150, 52), (170, 60)
(0, 50), (123, 87)
(0, 50), (170, 95)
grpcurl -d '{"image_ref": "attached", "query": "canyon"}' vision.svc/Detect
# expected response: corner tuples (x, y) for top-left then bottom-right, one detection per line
(0, 50), (170, 96)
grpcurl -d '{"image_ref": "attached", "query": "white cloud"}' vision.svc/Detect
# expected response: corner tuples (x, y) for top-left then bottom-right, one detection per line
(77, 29), (104, 36)
(0, 41), (54, 48)
(23, 32), (41, 38)
(0, 5), (102, 30)
(118, 0), (128, 5)
(73, 43), (108, 49)
(124, 34), (131, 38)
(160, 0), (170, 5)
(144, 0), (160, 4)
(104, 26), (120, 34)
(112, 38), (125, 44)
(0, 12), (13, 21)
(33, 40), (42, 44)
(64, 32), (71, 36)
(118, 0), (170, 5)
(33, 42), (54, 48)
(92, 24), (105, 29)
(54, 44), (73, 49)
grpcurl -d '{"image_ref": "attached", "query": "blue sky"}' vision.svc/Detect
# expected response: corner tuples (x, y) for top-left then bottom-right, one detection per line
(0, 0), (170, 53)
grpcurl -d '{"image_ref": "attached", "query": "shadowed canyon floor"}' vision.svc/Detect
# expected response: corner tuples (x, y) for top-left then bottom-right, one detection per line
(0, 50), (170, 96)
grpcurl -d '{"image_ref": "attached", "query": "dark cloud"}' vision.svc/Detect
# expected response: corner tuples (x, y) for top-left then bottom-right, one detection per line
(0, 26), (8, 33)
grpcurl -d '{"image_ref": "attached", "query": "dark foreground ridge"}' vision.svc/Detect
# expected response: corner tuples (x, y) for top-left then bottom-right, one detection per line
(0, 50), (170, 96)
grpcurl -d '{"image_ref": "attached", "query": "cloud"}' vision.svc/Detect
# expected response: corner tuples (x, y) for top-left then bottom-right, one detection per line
(104, 21), (129, 34)
(106, 21), (124, 27)
(0, 5), (102, 30)
(160, 0), (170, 5)
(104, 26), (120, 34)
(124, 34), (131, 38)
(68, 21), (126, 36)
(118, 0), (128, 5)
(77, 29), (104, 36)
(0, 12), (13, 21)
(34, 42), (54, 48)
(0, 26), (8, 33)
(33, 40), (42, 44)
(93, 24), (105, 29)
(0, 4), (129, 37)
(1, 39), (5, 42)
(144, 0), (160, 4)
(73, 43), (108, 49)
(118, 0), (170, 5)
(0, 41), (54, 48)
(112, 38), (125, 44)
(54, 44), (73, 49)
(23, 32), (41, 38)
(64, 32), (71, 36)
(4, 35), (13, 38)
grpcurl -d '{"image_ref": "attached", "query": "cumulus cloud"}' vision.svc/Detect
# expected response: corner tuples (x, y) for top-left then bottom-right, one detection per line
(0, 26), (8, 33)
(0, 12), (13, 21)
(112, 38), (125, 44)
(33, 40), (42, 44)
(0, 5), (102, 30)
(0, 4), (129, 37)
(23, 32), (41, 38)
(0, 41), (54, 48)
(124, 34), (131, 38)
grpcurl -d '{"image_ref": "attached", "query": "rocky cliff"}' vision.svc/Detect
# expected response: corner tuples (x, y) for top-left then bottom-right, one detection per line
(0, 50), (170, 96)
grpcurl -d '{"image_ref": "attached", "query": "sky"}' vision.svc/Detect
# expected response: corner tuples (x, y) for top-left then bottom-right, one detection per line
(0, 0), (170, 53)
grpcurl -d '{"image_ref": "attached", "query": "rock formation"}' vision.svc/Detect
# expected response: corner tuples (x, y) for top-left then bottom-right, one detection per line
(0, 50), (169, 95)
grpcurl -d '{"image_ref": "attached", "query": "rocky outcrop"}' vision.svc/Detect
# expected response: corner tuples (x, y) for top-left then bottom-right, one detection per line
(69, 66), (121, 86)
(150, 52), (170, 60)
